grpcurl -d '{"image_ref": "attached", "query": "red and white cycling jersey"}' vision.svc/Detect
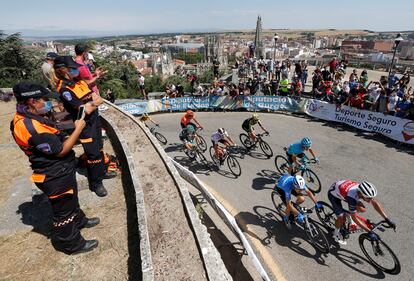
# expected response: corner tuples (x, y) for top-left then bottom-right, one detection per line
(329, 180), (359, 201)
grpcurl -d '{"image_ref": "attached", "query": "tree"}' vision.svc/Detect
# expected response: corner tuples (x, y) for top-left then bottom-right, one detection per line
(0, 32), (43, 87)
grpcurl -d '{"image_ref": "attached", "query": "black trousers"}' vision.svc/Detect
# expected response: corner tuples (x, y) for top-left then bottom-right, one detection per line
(36, 171), (87, 254)
(80, 116), (105, 191)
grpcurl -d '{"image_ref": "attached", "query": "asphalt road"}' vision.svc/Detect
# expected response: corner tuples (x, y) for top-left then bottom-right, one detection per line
(152, 111), (413, 281)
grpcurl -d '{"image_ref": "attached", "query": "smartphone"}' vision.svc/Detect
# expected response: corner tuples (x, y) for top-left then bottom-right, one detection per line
(77, 105), (85, 120)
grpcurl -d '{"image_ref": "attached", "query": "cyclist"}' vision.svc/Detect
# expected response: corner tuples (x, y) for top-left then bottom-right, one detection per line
(211, 128), (236, 164)
(180, 110), (203, 130)
(286, 137), (319, 175)
(276, 174), (321, 229)
(241, 113), (268, 142)
(179, 125), (197, 151)
(139, 113), (159, 127)
(328, 180), (396, 245)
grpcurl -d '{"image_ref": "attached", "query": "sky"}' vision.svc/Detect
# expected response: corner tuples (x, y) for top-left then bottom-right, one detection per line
(2, 0), (414, 37)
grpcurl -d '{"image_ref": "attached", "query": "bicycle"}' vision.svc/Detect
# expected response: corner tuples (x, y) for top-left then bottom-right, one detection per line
(184, 143), (209, 164)
(316, 201), (401, 275)
(209, 145), (242, 177)
(149, 125), (168, 145)
(195, 127), (207, 152)
(239, 132), (273, 158)
(271, 192), (330, 254)
(274, 149), (321, 194)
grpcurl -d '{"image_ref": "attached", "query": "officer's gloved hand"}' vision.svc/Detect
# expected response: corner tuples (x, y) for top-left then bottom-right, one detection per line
(314, 157), (320, 163)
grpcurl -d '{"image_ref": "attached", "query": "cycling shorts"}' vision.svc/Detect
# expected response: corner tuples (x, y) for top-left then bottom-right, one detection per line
(286, 152), (305, 165)
(328, 192), (346, 216)
(275, 187), (299, 204)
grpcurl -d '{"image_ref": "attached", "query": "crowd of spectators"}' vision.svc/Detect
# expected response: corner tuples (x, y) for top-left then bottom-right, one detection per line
(162, 55), (414, 120)
(311, 59), (413, 120)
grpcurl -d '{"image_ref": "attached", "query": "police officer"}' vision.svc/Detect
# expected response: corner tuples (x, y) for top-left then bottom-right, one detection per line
(11, 82), (99, 254)
(54, 56), (109, 197)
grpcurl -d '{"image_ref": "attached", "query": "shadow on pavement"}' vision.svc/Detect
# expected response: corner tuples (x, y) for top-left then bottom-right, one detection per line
(164, 143), (183, 153)
(249, 205), (329, 266)
(330, 246), (386, 279)
(173, 155), (212, 176)
(251, 169), (280, 191)
(17, 194), (53, 238)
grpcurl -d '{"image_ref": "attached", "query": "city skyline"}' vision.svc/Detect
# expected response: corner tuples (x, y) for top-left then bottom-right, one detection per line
(2, 0), (414, 37)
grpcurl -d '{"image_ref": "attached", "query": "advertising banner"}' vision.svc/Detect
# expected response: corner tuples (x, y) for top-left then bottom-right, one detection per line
(303, 99), (414, 144)
(244, 96), (299, 111)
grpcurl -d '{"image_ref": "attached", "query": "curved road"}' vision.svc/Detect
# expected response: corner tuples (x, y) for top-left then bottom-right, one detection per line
(153, 111), (413, 281)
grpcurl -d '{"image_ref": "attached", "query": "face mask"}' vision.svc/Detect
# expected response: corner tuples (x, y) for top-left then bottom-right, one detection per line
(69, 68), (80, 78)
(37, 100), (53, 115)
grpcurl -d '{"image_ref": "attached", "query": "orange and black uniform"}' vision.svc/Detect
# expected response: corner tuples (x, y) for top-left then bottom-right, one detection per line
(57, 79), (105, 191)
(11, 111), (87, 253)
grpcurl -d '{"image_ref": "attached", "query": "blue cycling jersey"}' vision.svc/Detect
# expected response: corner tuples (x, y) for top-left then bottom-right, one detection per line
(287, 142), (304, 155)
(276, 174), (296, 201)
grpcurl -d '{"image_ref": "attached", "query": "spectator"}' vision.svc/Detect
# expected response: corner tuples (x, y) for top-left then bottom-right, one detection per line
(321, 66), (332, 82)
(137, 72), (148, 100)
(213, 58), (220, 79)
(106, 89), (115, 104)
(359, 70), (369, 88)
(329, 57), (338, 74)
(406, 97), (414, 120)
(41, 52), (58, 90)
(301, 62), (308, 92)
(74, 43), (106, 96)
(388, 71), (399, 88)
(279, 74), (289, 96)
(349, 69), (358, 82)
(274, 61), (281, 81)
(340, 57), (348, 69)
(388, 90), (401, 116)
(398, 72), (410, 90)
(367, 81), (382, 102)
(395, 95), (411, 118)
(280, 64), (289, 80)
(375, 90), (389, 114)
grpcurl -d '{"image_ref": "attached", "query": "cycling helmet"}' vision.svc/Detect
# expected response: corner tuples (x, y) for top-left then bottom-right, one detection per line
(186, 110), (194, 117)
(186, 125), (195, 133)
(252, 113), (259, 122)
(358, 181), (377, 199)
(218, 128), (227, 136)
(293, 175), (306, 190)
(301, 137), (312, 148)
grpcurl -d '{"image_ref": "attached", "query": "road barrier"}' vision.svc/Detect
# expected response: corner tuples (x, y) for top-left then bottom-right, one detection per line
(102, 101), (232, 281)
(118, 96), (414, 144)
(172, 159), (272, 281)
(301, 99), (414, 144)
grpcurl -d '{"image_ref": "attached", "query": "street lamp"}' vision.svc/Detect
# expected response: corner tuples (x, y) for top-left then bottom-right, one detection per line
(273, 33), (279, 60)
(388, 33), (404, 76)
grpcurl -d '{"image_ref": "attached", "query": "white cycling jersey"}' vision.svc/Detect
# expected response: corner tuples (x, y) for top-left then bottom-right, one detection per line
(211, 131), (228, 143)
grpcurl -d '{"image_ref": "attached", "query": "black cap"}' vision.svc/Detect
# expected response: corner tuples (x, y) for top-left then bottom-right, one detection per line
(54, 56), (82, 69)
(75, 43), (88, 55)
(46, 52), (58, 59)
(13, 82), (51, 101)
